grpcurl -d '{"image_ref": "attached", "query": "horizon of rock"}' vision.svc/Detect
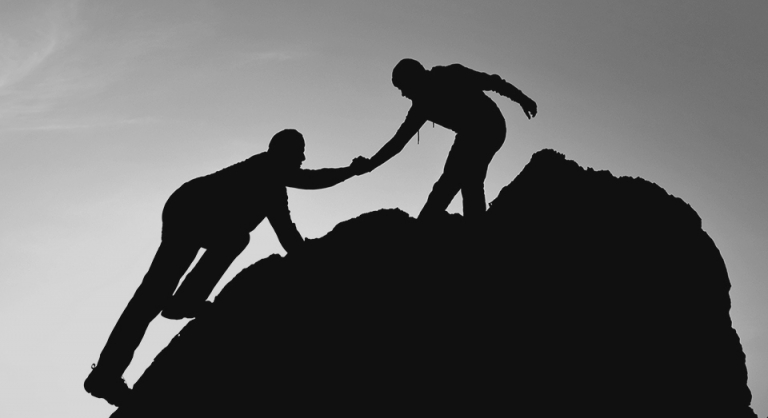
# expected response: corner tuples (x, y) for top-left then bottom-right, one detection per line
(112, 148), (757, 417)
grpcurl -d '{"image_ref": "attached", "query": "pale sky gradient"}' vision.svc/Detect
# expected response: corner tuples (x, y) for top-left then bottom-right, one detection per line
(1, 1), (766, 417)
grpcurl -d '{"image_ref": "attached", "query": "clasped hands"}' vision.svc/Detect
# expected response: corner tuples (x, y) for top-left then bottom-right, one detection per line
(350, 156), (374, 176)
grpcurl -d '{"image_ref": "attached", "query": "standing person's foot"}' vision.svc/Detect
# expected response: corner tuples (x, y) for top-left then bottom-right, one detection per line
(84, 364), (132, 407)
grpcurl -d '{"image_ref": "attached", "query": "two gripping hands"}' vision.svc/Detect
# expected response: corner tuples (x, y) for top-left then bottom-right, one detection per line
(350, 156), (374, 176)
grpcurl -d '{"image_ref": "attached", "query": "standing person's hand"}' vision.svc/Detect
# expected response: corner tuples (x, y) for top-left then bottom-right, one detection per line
(521, 97), (538, 119)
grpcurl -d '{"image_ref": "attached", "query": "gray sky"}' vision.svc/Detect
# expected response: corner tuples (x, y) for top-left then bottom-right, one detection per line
(1, 1), (766, 416)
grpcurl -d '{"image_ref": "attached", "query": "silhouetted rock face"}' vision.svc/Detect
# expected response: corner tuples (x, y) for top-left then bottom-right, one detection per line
(112, 149), (757, 417)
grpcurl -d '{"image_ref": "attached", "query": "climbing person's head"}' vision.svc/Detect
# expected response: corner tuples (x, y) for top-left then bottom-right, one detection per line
(269, 129), (306, 170)
(392, 58), (426, 99)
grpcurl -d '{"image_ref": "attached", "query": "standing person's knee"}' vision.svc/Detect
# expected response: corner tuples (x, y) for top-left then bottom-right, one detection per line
(420, 175), (462, 219)
(479, 123), (506, 160)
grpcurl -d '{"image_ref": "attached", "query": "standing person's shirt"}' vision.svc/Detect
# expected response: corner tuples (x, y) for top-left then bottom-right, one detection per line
(397, 64), (510, 139)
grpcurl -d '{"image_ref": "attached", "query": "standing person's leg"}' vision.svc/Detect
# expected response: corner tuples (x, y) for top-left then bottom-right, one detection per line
(459, 125), (506, 219)
(85, 238), (199, 405)
(161, 234), (250, 320)
(418, 139), (467, 219)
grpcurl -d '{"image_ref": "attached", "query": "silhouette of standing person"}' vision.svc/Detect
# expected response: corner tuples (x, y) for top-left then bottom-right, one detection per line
(85, 129), (369, 407)
(362, 58), (537, 219)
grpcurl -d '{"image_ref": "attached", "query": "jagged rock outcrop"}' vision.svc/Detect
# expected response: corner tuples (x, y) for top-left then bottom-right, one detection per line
(112, 149), (757, 417)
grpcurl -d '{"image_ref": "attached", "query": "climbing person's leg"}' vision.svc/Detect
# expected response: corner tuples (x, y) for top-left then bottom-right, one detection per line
(459, 123), (506, 219)
(161, 233), (250, 320)
(85, 238), (199, 406)
(418, 139), (467, 220)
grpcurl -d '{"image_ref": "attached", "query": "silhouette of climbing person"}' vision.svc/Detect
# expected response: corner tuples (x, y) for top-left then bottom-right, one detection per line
(360, 58), (537, 219)
(84, 129), (369, 407)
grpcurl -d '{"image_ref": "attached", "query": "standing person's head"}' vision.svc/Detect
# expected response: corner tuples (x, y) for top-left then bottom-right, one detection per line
(269, 129), (306, 170)
(392, 58), (426, 99)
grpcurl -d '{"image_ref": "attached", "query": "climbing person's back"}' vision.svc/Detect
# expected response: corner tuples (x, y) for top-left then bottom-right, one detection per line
(163, 152), (288, 242)
(85, 129), (370, 408)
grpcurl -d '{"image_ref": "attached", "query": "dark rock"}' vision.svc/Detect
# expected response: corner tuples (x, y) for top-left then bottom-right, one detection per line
(112, 149), (757, 417)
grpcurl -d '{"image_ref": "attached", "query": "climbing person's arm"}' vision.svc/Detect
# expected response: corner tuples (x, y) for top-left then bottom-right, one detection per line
(267, 189), (304, 253)
(284, 157), (369, 190)
(450, 64), (538, 119)
(367, 108), (426, 171)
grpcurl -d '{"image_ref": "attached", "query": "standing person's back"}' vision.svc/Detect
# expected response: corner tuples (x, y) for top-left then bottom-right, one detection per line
(405, 63), (507, 134)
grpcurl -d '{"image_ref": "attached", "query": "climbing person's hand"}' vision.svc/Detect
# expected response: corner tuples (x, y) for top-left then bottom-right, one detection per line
(521, 97), (538, 119)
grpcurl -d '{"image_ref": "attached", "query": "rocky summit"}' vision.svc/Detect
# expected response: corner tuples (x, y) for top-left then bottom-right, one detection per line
(112, 149), (757, 417)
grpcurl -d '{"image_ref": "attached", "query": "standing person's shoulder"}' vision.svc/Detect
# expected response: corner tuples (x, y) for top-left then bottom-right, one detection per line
(433, 63), (469, 74)
(430, 63), (476, 85)
(428, 63), (450, 77)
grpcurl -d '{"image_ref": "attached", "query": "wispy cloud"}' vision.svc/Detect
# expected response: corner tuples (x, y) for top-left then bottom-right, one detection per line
(0, 32), (59, 90)
(243, 50), (304, 63)
(0, 1), (313, 133)
(0, 1), (210, 131)
(237, 47), (316, 67)
(0, 1), (79, 89)
(0, 1), (84, 124)
(3, 116), (156, 132)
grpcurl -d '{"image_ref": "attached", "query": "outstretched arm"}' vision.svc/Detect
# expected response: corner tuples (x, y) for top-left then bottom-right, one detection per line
(367, 108), (426, 171)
